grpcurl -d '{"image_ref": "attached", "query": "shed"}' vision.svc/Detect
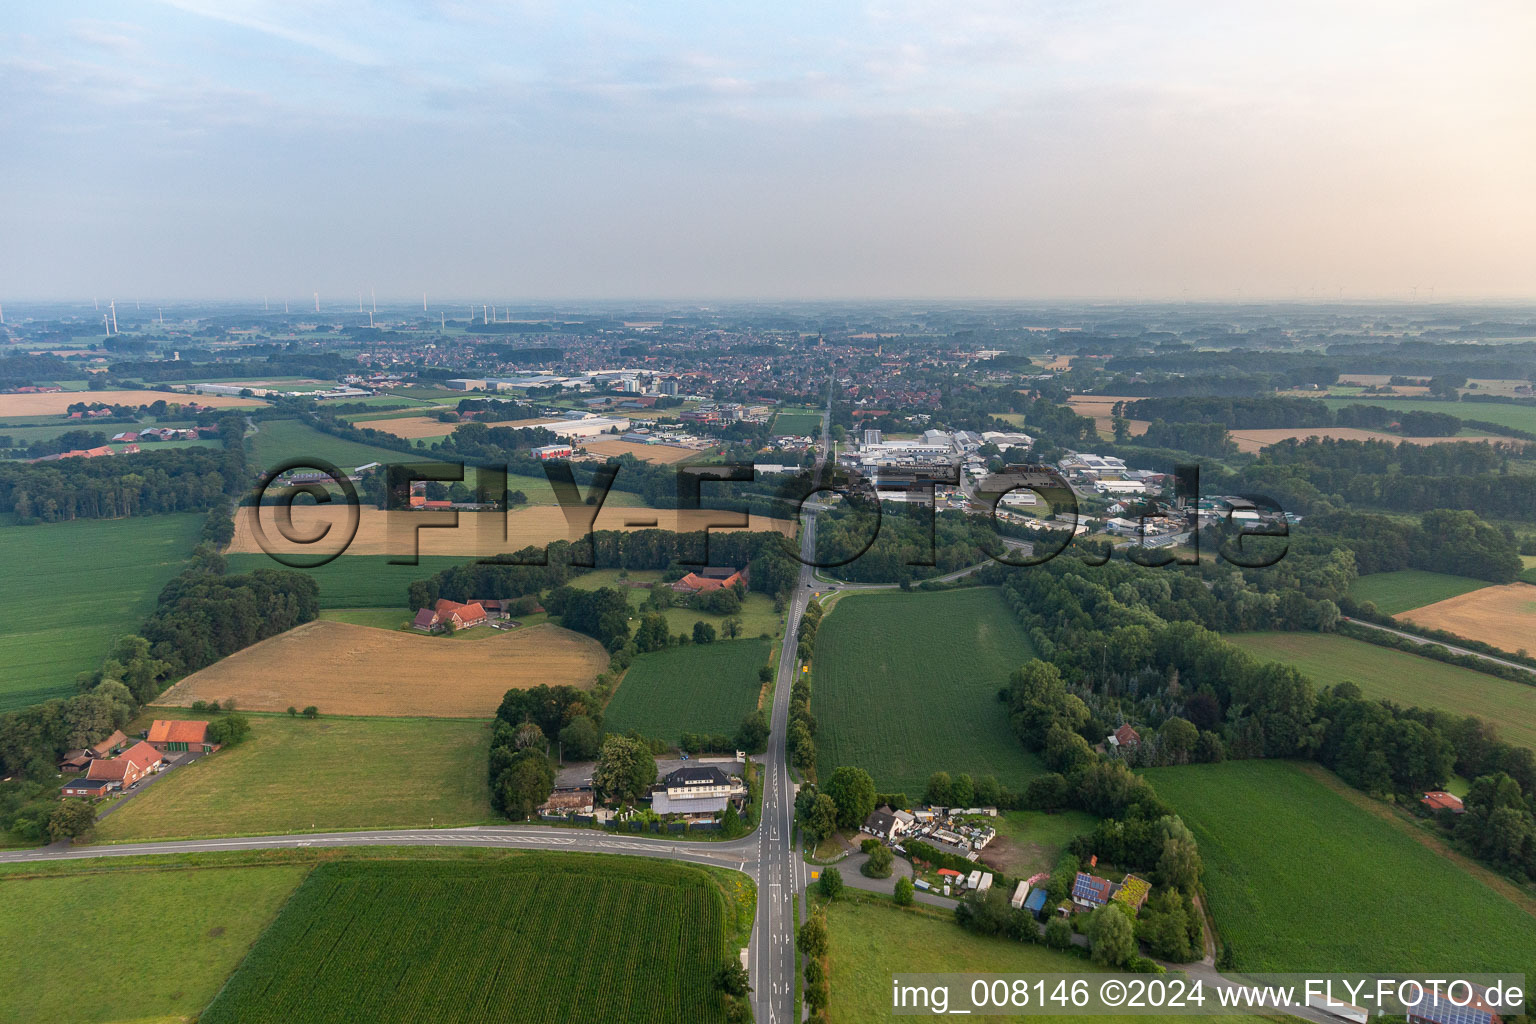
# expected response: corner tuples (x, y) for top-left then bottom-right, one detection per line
(1024, 888), (1049, 915)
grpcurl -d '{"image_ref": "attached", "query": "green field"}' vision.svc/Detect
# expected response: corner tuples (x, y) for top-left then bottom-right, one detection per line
(0, 861), (308, 1024)
(225, 553), (470, 607)
(605, 637), (771, 742)
(1227, 631), (1536, 749)
(0, 514), (202, 710)
(1347, 569), (1491, 615)
(1146, 760), (1536, 975)
(771, 408), (822, 435)
(1320, 395), (1536, 435)
(812, 588), (1043, 795)
(826, 897), (1264, 1024)
(200, 856), (738, 1024)
(249, 417), (412, 473)
(569, 568), (783, 637)
(96, 711), (493, 841)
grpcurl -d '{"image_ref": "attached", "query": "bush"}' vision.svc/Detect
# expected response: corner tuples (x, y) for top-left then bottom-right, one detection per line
(862, 844), (894, 878)
(1044, 916), (1073, 949)
(302, 706), (319, 719)
(894, 875), (915, 906)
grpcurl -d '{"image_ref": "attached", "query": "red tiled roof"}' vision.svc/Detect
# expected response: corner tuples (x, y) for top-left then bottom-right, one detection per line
(1113, 724), (1140, 746)
(432, 598), (486, 625)
(85, 741), (161, 780)
(1421, 791), (1465, 812)
(147, 720), (210, 745)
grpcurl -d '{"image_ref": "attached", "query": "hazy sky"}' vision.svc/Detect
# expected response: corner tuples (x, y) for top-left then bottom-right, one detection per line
(3, 1), (1534, 302)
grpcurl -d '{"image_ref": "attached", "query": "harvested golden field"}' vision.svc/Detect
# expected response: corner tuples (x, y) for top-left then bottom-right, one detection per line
(1396, 583), (1536, 656)
(355, 414), (460, 439)
(0, 390), (262, 415)
(1229, 426), (1514, 453)
(227, 504), (794, 558)
(155, 621), (608, 717)
(1065, 395), (1149, 437)
(582, 439), (701, 463)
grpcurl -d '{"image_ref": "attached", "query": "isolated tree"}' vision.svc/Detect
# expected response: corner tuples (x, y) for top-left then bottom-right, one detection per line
(822, 766), (877, 830)
(894, 875), (915, 906)
(48, 800), (97, 843)
(593, 735), (657, 805)
(818, 866), (844, 899)
(1087, 904), (1135, 967)
(735, 710), (769, 753)
(723, 617), (743, 640)
(692, 620), (717, 644)
(302, 706), (319, 719)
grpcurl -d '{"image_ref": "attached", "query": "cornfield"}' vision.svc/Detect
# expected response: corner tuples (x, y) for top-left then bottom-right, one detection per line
(201, 855), (734, 1023)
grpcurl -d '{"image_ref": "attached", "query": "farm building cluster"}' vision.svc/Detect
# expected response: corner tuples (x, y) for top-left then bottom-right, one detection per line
(57, 721), (219, 799)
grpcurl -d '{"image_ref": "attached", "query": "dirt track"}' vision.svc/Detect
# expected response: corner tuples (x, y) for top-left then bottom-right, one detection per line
(154, 620), (609, 717)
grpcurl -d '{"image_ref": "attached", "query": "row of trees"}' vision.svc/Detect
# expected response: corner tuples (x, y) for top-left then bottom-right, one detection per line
(992, 553), (1536, 882)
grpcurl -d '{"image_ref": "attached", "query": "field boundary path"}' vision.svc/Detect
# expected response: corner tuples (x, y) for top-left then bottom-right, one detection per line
(1343, 617), (1534, 673)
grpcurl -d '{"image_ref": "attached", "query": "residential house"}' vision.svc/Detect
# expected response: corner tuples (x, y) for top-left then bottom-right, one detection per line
(1421, 791), (1466, 814)
(81, 741), (163, 792)
(649, 765), (746, 817)
(1071, 872), (1113, 908)
(58, 730), (127, 771)
(60, 777), (116, 799)
(671, 567), (745, 594)
(860, 806), (914, 841)
(146, 719), (220, 754)
(1107, 724), (1141, 750)
(412, 599), (488, 632)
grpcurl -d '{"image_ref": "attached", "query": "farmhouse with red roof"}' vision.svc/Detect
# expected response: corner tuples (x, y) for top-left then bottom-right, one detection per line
(146, 719), (220, 755)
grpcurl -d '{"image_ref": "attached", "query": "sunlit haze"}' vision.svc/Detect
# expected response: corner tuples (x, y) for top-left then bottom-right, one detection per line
(3, 1), (1535, 300)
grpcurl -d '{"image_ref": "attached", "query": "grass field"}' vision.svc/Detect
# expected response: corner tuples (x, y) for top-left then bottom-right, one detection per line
(771, 408), (823, 435)
(811, 588), (1043, 795)
(200, 856), (738, 1024)
(249, 417), (415, 473)
(1145, 760), (1536, 975)
(1396, 582), (1536, 656)
(604, 638), (772, 742)
(568, 568), (783, 637)
(155, 620), (608, 717)
(1227, 631), (1536, 750)
(0, 514), (201, 710)
(973, 809), (1099, 878)
(0, 861), (308, 1024)
(825, 898), (1264, 1024)
(95, 711), (493, 841)
(1347, 569), (1491, 615)
(225, 552), (470, 607)
(1319, 396), (1536, 435)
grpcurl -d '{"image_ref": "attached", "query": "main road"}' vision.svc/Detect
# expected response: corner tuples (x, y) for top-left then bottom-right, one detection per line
(1, 390), (837, 1024)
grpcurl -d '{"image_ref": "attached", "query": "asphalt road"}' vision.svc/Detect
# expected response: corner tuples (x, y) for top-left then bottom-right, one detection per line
(1343, 616), (1534, 672)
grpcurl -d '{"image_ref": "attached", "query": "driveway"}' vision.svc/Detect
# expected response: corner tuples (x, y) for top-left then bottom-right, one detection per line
(94, 750), (202, 822)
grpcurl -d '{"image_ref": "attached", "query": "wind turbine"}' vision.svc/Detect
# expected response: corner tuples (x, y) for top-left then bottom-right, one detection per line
(314, 292), (319, 313)
(370, 287), (376, 313)
(110, 301), (118, 334)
